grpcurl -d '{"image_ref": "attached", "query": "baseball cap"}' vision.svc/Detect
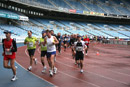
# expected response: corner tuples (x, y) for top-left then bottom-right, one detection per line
(3, 30), (12, 34)
(42, 30), (46, 34)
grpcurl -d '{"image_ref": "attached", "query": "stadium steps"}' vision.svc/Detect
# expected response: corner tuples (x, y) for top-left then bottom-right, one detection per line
(56, 20), (72, 34)
(74, 22), (96, 35)
(33, 19), (47, 27)
(80, 2), (91, 11)
(120, 0), (130, 10)
(113, 6), (123, 15)
(95, 0), (108, 14)
(0, 26), (19, 36)
(63, 0), (75, 9)
(94, 24), (114, 37)
(48, 0), (57, 8)
(16, 25), (38, 36)
(116, 31), (130, 37)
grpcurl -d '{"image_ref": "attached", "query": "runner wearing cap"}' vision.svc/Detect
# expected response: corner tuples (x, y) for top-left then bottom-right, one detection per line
(24, 31), (38, 71)
(39, 31), (47, 73)
(74, 35), (87, 73)
(2, 30), (18, 81)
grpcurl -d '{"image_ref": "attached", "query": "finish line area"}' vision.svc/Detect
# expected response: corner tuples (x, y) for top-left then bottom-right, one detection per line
(0, 43), (130, 87)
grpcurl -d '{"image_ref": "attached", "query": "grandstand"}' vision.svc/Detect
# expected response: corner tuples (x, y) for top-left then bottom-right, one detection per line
(0, 0), (130, 43)
(1, 1), (130, 87)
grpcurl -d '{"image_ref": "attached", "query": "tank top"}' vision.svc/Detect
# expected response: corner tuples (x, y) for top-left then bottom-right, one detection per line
(3, 38), (15, 58)
(47, 36), (56, 52)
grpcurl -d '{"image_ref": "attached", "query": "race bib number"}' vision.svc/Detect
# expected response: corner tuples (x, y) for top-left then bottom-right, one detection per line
(85, 41), (88, 43)
(65, 38), (67, 41)
(76, 47), (83, 51)
(5, 50), (12, 55)
(41, 44), (47, 47)
(29, 42), (33, 47)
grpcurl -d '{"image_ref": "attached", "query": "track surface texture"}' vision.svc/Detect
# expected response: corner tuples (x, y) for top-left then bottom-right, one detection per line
(16, 42), (130, 87)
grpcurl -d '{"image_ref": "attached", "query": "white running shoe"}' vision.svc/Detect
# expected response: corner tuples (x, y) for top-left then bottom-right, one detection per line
(34, 58), (37, 65)
(85, 53), (88, 56)
(53, 67), (57, 74)
(80, 69), (84, 73)
(42, 66), (47, 73)
(11, 76), (18, 81)
(27, 66), (32, 71)
(50, 70), (53, 77)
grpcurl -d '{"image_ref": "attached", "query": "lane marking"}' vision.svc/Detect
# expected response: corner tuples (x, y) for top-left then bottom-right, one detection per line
(36, 48), (129, 85)
(16, 47), (57, 87)
(25, 48), (101, 87)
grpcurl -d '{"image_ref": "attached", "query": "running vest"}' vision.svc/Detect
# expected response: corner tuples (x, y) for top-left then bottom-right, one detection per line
(24, 36), (37, 50)
(75, 41), (84, 52)
(3, 39), (15, 58)
(40, 37), (47, 51)
(47, 36), (56, 52)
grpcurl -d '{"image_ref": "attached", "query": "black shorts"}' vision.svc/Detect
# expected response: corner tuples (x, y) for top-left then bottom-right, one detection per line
(76, 52), (84, 60)
(28, 49), (35, 57)
(41, 51), (47, 57)
(63, 41), (67, 44)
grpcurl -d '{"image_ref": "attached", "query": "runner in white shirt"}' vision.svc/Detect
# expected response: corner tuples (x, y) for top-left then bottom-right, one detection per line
(74, 35), (87, 73)
(43, 30), (59, 76)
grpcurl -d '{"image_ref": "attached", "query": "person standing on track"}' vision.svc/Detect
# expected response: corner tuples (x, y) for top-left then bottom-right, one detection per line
(56, 33), (62, 54)
(43, 30), (59, 76)
(24, 30), (38, 71)
(39, 31), (47, 73)
(2, 30), (17, 81)
(83, 35), (90, 55)
(74, 35), (87, 73)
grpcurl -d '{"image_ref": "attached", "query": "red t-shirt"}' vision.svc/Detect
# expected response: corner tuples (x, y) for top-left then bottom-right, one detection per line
(3, 39), (15, 58)
(83, 38), (90, 46)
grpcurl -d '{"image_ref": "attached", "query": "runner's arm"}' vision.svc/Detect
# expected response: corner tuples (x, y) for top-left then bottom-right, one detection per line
(53, 36), (59, 45)
(11, 39), (17, 52)
(43, 37), (47, 46)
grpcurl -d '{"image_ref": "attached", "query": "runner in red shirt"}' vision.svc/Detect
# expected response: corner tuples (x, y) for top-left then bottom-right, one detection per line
(83, 35), (90, 55)
(2, 30), (17, 81)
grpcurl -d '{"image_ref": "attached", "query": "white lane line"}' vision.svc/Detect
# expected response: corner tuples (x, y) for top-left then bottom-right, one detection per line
(15, 61), (56, 87)
(27, 49), (101, 87)
(18, 48), (57, 87)
(63, 51), (130, 77)
(36, 49), (129, 85)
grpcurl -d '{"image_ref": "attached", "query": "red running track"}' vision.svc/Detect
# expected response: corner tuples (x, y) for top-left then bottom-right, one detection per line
(16, 43), (130, 87)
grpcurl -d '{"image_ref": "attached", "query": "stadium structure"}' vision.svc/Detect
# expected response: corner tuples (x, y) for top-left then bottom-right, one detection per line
(0, 0), (130, 42)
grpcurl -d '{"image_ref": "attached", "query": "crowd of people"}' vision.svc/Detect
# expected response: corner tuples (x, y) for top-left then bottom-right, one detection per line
(2, 29), (91, 81)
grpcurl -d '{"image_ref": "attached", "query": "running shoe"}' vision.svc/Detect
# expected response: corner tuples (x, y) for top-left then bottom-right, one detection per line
(50, 70), (53, 77)
(80, 69), (84, 73)
(53, 67), (57, 74)
(85, 53), (88, 56)
(42, 66), (47, 73)
(34, 58), (37, 65)
(27, 66), (32, 71)
(11, 76), (18, 81)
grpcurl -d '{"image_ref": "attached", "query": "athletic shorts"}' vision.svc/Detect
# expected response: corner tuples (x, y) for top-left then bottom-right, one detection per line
(41, 51), (47, 57)
(63, 41), (67, 44)
(75, 52), (84, 60)
(28, 49), (35, 57)
(47, 51), (56, 58)
(86, 45), (89, 48)
(4, 56), (15, 60)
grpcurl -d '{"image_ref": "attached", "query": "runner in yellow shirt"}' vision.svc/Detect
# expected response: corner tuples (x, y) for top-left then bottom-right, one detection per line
(24, 30), (38, 71)
(39, 31), (47, 73)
